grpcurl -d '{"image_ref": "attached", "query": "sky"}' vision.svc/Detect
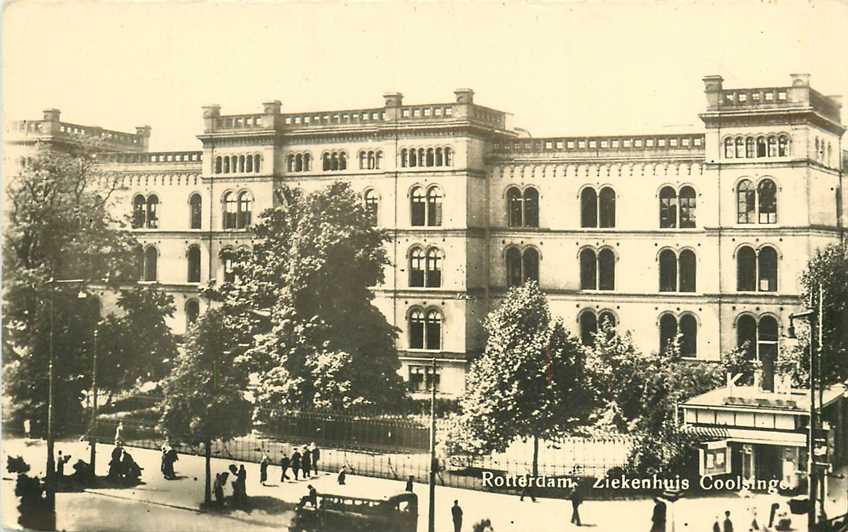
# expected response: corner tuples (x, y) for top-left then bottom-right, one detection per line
(3, 1), (847, 151)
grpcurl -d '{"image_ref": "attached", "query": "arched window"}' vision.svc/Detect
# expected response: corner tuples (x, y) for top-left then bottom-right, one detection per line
(410, 187), (426, 226)
(745, 137), (755, 158)
(599, 187), (615, 228)
(187, 245), (201, 283)
(418, 149), (425, 169)
(185, 299), (200, 326)
(444, 147), (453, 166)
(507, 187), (523, 227)
(238, 155), (245, 173)
(523, 188), (539, 228)
(426, 248), (443, 288)
(409, 149), (417, 167)
(409, 310), (425, 349)
(364, 189), (379, 225)
(339, 152), (347, 170)
(323, 153), (331, 171)
(132, 195), (146, 228)
(598, 248), (615, 290)
(679, 314), (698, 357)
(222, 250), (236, 283)
(757, 179), (777, 224)
(659, 249), (677, 292)
(758, 316), (779, 387)
(768, 136), (778, 157)
(580, 249), (597, 290)
(143, 247), (157, 282)
(758, 246), (778, 291)
(189, 194), (202, 229)
(735, 137), (744, 158)
(246, 154), (253, 172)
(293, 154), (302, 172)
(230, 156), (237, 174)
(237, 191), (253, 228)
(426, 148), (435, 167)
(659, 186), (677, 228)
(435, 148), (443, 166)
(375, 151), (382, 169)
(506, 247), (522, 288)
(736, 180), (755, 223)
(401, 149), (408, 168)
(580, 188), (598, 228)
(224, 156), (230, 173)
(737, 314), (758, 359)
(778, 135), (789, 157)
(146, 195), (159, 229)
(426, 187), (443, 227)
(579, 311), (598, 346)
(425, 310), (442, 350)
(409, 248), (425, 287)
(679, 186), (696, 228)
(223, 192), (238, 229)
(134, 246), (144, 281)
(757, 137), (767, 158)
(736, 246), (757, 291)
(659, 314), (678, 355)
(679, 249), (697, 292)
(360, 151), (368, 169)
(215, 156), (223, 174)
(522, 248), (539, 284)
(301, 154), (308, 172)
(724, 138), (734, 158)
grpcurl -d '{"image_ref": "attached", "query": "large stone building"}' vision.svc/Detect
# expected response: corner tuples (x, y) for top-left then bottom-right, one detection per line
(5, 73), (845, 397)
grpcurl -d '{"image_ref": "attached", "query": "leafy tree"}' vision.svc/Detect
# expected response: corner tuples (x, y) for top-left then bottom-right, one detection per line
(216, 182), (406, 419)
(3, 142), (138, 432)
(158, 308), (251, 504)
(453, 281), (589, 475)
(799, 243), (848, 384)
(95, 286), (179, 400)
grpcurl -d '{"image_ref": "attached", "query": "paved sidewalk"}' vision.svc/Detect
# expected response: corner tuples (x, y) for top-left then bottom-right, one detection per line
(2, 437), (829, 531)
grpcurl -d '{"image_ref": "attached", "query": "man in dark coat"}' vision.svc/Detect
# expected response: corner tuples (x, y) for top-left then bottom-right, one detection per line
(569, 485), (583, 526)
(405, 475), (414, 492)
(723, 510), (734, 532)
(260, 452), (270, 485)
(237, 465), (247, 499)
(337, 465), (347, 485)
(291, 449), (302, 480)
(650, 497), (666, 532)
(301, 447), (312, 479)
(108, 446), (123, 480)
(451, 500), (463, 532)
(280, 454), (290, 482)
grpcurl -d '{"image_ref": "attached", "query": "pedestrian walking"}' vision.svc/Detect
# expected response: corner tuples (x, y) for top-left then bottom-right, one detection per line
(650, 497), (666, 532)
(238, 464), (247, 499)
(405, 475), (414, 492)
(747, 506), (760, 530)
(713, 515), (721, 532)
(723, 510), (734, 532)
(23, 419), (31, 439)
(260, 451), (270, 485)
(280, 454), (291, 482)
(114, 421), (124, 446)
(337, 465), (347, 485)
(213, 473), (225, 507)
(310, 443), (320, 475)
(569, 485), (583, 527)
(56, 451), (71, 484)
(519, 474), (537, 502)
(302, 447), (312, 478)
(451, 500), (463, 532)
(291, 449), (302, 480)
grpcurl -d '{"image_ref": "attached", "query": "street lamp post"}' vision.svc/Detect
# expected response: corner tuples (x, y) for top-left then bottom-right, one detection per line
(787, 306), (818, 530)
(44, 278), (86, 511)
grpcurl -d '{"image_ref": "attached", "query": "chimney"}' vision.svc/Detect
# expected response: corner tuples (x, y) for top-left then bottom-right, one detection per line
(702, 75), (724, 110)
(262, 100), (282, 129)
(42, 108), (61, 122)
(383, 92), (403, 120)
(452, 88), (475, 119)
(135, 126), (152, 151)
(202, 104), (221, 132)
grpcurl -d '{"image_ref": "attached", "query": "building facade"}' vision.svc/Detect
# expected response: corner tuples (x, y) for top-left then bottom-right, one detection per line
(5, 74), (845, 397)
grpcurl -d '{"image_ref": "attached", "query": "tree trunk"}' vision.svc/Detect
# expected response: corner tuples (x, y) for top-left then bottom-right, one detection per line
(204, 439), (212, 504)
(532, 435), (539, 478)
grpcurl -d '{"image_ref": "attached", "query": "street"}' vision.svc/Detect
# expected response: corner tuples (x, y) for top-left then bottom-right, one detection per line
(4, 437), (835, 531)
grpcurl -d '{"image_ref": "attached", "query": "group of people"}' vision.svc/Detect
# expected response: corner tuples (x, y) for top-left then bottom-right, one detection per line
(107, 445), (142, 484)
(276, 443), (321, 483)
(213, 464), (248, 507)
